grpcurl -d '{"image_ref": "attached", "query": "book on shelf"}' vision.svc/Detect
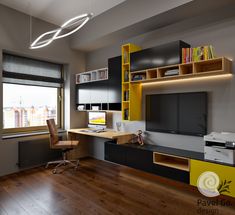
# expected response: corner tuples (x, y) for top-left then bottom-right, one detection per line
(124, 108), (129, 120)
(164, 69), (179, 77)
(123, 90), (129, 101)
(99, 70), (107, 80)
(182, 45), (216, 63)
(123, 50), (129, 64)
(124, 69), (129, 82)
(81, 74), (91, 82)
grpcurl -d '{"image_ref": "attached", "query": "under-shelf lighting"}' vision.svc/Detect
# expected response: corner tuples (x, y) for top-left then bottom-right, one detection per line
(30, 13), (93, 49)
(141, 74), (233, 86)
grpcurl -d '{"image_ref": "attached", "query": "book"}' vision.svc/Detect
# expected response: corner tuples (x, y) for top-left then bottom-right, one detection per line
(182, 45), (216, 63)
(164, 69), (179, 76)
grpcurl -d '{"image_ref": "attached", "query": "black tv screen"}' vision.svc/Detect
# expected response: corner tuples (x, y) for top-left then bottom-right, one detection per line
(146, 92), (207, 136)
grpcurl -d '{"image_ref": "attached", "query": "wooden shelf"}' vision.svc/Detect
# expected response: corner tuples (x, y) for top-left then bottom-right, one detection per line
(130, 57), (232, 84)
(153, 152), (190, 172)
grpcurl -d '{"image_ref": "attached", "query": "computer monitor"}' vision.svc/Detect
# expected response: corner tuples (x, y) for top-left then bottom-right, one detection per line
(88, 111), (107, 128)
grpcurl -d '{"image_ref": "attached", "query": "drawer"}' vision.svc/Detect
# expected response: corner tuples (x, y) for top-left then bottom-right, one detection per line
(204, 146), (235, 164)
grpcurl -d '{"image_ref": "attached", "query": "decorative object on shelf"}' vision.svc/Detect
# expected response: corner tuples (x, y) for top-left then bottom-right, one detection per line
(182, 45), (215, 63)
(77, 105), (85, 111)
(116, 122), (122, 132)
(76, 68), (108, 84)
(128, 130), (144, 145)
(30, 13), (93, 49)
(136, 130), (144, 145)
(92, 106), (99, 111)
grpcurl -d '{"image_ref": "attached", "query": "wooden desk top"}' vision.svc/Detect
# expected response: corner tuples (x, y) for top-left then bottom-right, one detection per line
(67, 128), (134, 144)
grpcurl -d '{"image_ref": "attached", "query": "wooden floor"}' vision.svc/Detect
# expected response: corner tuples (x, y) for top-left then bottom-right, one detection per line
(0, 158), (235, 215)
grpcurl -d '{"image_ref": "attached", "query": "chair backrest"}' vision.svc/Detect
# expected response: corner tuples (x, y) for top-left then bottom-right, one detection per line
(46, 119), (59, 147)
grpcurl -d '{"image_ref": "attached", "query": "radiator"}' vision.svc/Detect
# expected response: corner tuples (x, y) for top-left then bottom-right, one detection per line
(18, 138), (61, 168)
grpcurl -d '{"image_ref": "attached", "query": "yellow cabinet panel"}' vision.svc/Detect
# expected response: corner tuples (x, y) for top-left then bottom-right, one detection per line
(190, 159), (235, 198)
(121, 43), (142, 121)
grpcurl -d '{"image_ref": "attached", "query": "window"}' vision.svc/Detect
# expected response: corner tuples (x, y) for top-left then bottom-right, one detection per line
(2, 53), (64, 133)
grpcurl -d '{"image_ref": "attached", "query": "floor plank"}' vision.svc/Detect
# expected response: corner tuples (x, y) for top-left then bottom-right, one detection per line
(0, 158), (235, 215)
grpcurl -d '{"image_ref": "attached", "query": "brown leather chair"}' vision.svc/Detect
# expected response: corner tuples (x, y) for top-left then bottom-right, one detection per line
(46, 119), (79, 174)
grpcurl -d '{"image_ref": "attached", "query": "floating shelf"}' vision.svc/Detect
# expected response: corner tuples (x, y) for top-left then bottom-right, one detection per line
(130, 57), (232, 84)
(153, 152), (190, 172)
(76, 68), (108, 84)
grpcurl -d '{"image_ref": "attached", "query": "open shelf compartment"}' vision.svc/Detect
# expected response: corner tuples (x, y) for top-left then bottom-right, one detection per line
(194, 58), (223, 73)
(130, 70), (147, 82)
(153, 152), (190, 172)
(180, 63), (193, 75)
(157, 65), (180, 78)
(147, 69), (158, 79)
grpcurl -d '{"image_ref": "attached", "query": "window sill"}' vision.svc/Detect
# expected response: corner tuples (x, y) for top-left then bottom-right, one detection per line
(2, 129), (66, 140)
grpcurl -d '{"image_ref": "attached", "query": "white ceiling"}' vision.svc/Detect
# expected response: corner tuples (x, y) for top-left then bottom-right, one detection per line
(0, 0), (126, 25)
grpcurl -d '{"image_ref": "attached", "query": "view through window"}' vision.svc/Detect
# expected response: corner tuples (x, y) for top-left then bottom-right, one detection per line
(3, 83), (58, 129)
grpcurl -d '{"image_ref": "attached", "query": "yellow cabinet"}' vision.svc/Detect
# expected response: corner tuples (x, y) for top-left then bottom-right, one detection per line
(190, 159), (235, 198)
(121, 43), (142, 121)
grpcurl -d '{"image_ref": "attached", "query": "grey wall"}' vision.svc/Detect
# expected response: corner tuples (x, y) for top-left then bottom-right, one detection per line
(86, 16), (235, 154)
(0, 4), (87, 176)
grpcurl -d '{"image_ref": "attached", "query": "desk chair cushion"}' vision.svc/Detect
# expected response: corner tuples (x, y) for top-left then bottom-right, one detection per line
(52, 140), (79, 149)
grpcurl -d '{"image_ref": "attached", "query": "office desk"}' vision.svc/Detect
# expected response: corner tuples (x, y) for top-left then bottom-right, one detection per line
(68, 128), (134, 144)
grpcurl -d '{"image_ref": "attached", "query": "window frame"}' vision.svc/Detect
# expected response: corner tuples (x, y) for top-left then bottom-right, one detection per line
(2, 79), (64, 134)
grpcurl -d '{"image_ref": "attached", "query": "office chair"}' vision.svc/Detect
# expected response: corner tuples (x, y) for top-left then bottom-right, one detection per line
(46, 119), (79, 174)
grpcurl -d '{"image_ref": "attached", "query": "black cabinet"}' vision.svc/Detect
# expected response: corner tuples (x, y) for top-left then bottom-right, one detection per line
(105, 141), (190, 184)
(76, 56), (121, 111)
(108, 56), (122, 110)
(104, 141), (126, 165)
(130, 40), (190, 72)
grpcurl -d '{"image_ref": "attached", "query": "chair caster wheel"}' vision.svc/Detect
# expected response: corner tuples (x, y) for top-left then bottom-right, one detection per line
(52, 169), (57, 174)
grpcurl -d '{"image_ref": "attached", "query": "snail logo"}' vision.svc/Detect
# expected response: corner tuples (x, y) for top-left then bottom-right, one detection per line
(197, 171), (220, 197)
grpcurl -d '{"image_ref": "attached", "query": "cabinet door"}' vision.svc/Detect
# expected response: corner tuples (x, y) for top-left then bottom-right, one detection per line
(90, 81), (108, 103)
(190, 159), (235, 198)
(124, 147), (153, 172)
(104, 141), (126, 165)
(108, 56), (121, 103)
(77, 84), (91, 104)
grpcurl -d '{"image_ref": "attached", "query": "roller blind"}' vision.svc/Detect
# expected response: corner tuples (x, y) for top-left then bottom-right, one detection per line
(2, 53), (63, 87)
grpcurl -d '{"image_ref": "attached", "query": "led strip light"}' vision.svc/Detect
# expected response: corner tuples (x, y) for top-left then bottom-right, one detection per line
(30, 13), (93, 49)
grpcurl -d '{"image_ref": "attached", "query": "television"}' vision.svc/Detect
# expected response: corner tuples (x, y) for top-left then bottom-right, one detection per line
(146, 92), (207, 136)
(88, 111), (107, 128)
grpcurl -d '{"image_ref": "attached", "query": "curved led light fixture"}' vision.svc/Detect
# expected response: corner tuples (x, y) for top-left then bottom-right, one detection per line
(30, 13), (93, 49)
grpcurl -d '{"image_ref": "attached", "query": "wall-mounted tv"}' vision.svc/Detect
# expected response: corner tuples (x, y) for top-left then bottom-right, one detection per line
(146, 92), (207, 136)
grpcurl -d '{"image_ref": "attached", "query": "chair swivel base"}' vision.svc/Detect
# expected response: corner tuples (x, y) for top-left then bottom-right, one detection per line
(45, 159), (79, 174)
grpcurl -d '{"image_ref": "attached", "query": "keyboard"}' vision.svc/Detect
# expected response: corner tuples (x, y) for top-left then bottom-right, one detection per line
(80, 129), (106, 133)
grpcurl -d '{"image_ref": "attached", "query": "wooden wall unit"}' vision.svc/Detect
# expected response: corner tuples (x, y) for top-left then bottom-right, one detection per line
(130, 57), (232, 84)
(153, 152), (190, 172)
(122, 44), (142, 121)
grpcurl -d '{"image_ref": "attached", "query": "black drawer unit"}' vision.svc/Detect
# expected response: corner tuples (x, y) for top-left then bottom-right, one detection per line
(104, 141), (194, 184)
